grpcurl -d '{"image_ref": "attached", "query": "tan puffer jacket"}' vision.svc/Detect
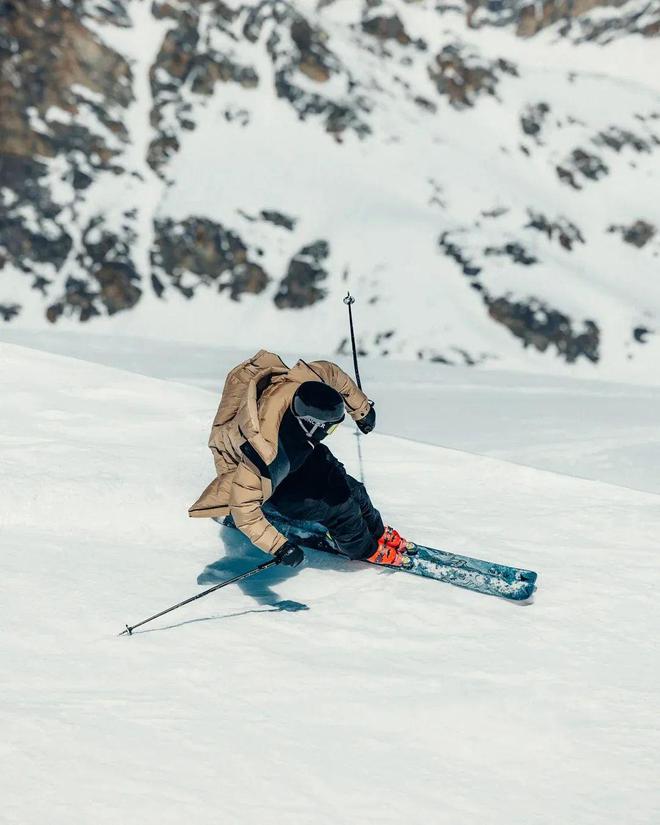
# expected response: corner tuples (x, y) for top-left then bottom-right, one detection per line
(189, 350), (371, 553)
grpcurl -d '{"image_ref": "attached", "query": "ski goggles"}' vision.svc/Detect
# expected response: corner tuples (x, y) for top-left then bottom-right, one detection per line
(296, 414), (345, 439)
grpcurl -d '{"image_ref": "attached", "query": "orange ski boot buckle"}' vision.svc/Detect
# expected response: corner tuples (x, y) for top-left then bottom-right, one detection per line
(367, 526), (416, 568)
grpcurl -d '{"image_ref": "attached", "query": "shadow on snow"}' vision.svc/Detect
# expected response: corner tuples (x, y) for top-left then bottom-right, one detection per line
(197, 521), (368, 611)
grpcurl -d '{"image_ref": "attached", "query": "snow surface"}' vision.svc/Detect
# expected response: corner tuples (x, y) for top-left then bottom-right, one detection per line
(3, 327), (660, 493)
(2, 338), (659, 824)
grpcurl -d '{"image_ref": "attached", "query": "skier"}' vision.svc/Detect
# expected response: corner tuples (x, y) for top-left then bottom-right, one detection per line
(189, 350), (412, 568)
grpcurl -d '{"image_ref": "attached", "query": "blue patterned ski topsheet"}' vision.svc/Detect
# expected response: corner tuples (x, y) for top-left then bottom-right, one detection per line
(402, 545), (536, 601)
(222, 513), (538, 602)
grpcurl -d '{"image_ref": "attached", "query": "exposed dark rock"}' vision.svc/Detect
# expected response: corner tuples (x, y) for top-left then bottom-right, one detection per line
(466, 0), (659, 43)
(78, 217), (141, 315)
(32, 275), (51, 294)
(337, 336), (368, 358)
(274, 240), (330, 309)
(274, 70), (372, 138)
(152, 0), (235, 24)
(439, 225), (600, 364)
(151, 272), (166, 299)
(93, 261), (142, 315)
(518, 0), (613, 37)
(337, 329), (397, 358)
(47, 277), (101, 324)
(152, 217), (269, 301)
(556, 165), (580, 189)
(608, 220), (657, 248)
(420, 351), (452, 365)
(247, 4), (337, 81)
(0, 207), (73, 273)
(242, 0), (288, 43)
(72, 169), (94, 191)
(0, 156), (58, 220)
(517, 0), (657, 40)
(413, 95), (437, 113)
(561, 2), (660, 43)
(593, 126), (652, 153)
(44, 216), (141, 322)
(439, 233), (482, 277)
(429, 44), (518, 109)
(525, 211), (585, 250)
(83, 0), (132, 27)
(147, 3), (258, 173)
(520, 102), (550, 138)
(571, 148), (609, 180)
(190, 54), (259, 95)
(416, 346), (490, 367)
(151, 1), (374, 150)
(0, 0), (135, 313)
(481, 207), (510, 219)
(151, 7), (199, 90)
(335, 329), (396, 358)
(362, 14), (412, 45)
(374, 329), (395, 345)
(0, 0), (132, 207)
(486, 295), (599, 363)
(633, 326), (653, 343)
(246, 3), (372, 139)
(0, 303), (21, 322)
(484, 242), (538, 265)
(290, 17), (333, 82)
(269, 10), (371, 140)
(260, 210), (297, 231)
(557, 148), (609, 188)
(146, 134), (181, 172)
(0, 0), (133, 157)
(0, 157), (73, 276)
(223, 106), (251, 126)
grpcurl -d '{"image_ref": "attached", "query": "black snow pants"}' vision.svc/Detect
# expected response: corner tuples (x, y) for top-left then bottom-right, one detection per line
(267, 445), (384, 560)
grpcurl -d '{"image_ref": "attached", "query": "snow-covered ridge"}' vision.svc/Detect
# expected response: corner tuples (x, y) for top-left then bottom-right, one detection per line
(1, 0), (659, 381)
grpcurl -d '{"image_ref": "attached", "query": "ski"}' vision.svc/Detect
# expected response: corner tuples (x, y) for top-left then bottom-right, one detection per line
(302, 532), (536, 601)
(388, 544), (536, 601)
(221, 514), (538, 602)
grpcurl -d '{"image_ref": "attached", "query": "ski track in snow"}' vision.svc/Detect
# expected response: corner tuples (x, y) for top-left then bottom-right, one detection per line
(1, 339), (659, 825)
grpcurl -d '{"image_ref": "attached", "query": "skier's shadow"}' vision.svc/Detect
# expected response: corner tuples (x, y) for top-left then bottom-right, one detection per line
(197, 520), (363, 611)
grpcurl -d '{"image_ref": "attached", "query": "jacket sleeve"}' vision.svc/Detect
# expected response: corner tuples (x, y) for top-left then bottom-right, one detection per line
(228, 461), (288, 554)
(306, 360), (372, 421)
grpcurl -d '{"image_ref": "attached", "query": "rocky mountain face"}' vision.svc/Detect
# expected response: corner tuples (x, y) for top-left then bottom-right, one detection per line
(1, 0), (659, 378)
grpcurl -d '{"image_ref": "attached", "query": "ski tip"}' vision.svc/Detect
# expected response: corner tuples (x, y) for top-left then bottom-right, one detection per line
(519, 570), (538, 585)
(509, 584), (537, 603)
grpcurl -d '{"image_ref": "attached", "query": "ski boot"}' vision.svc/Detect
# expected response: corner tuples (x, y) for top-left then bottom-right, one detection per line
(366, 526), (416, 568)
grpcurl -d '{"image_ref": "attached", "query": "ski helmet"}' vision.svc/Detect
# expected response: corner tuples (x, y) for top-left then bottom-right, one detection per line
(292, 381), (345, 440)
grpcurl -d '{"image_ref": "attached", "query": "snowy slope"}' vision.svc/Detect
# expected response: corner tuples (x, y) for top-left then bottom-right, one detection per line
(2, 341), (659, 825)
(2, 0), (660, 381)
(3, 325), (660, 493)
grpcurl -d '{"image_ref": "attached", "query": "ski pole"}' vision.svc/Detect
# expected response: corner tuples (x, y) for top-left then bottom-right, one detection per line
(343, 291), (362, 390)
(343, 291), (366, 483)
(118, 557), (278, 636)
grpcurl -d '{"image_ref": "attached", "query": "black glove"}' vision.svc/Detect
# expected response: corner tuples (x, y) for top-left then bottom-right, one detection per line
(356, 403), (376, 435)
(275, 541), (304, 568)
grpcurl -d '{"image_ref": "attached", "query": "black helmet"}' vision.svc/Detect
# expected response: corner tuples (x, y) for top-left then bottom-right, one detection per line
(292, 381), (345, 440)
